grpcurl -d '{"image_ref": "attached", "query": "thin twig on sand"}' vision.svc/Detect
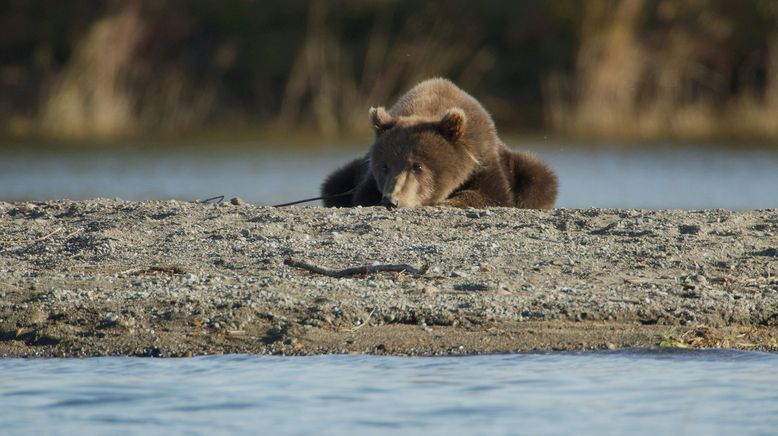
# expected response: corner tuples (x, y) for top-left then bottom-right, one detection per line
(198, 195), (225, 204)
(349, 308), (377, 333)
(284, 258), (429, 278)
(0, 227), (64, 246)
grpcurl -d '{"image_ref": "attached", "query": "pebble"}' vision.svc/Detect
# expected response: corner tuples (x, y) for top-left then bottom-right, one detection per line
(28, 309), (47, 325)
(678, 224), (701, 235)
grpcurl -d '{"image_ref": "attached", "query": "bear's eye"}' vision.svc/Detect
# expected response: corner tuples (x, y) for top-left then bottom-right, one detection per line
(380, 164), (389, 174)
(411, 163), (423, 174)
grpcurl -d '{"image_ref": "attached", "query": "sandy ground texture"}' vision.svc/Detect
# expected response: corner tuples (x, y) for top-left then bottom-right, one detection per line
(1, 199), (777, 357)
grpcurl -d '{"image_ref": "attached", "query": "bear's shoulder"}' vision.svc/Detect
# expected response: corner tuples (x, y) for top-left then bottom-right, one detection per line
(391, 79), (487, 119)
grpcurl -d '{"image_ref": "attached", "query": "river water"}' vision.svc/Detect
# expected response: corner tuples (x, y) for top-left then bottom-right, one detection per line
(1, 350), (777, 435)
(1, 143), (777, 209)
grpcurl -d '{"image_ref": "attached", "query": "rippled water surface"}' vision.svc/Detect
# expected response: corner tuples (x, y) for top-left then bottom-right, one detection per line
(1, 350), (777, 435)
(1, 144), (777, 209)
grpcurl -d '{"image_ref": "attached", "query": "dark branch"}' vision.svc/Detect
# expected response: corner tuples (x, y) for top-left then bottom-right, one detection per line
(284, 258), (429, 277)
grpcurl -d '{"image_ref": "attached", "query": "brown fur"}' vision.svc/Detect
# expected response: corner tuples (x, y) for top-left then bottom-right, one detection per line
(321, 78), (558, 209)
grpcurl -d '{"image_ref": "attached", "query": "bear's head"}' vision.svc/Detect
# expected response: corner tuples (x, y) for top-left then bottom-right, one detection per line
(368, 106), (480, 208)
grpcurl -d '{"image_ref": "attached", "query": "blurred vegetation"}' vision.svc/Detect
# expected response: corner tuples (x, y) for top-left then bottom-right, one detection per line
(1, 0), (777, 142)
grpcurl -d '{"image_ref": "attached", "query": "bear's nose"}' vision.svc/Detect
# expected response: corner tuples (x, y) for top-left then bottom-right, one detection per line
(381, 196), (398, 209)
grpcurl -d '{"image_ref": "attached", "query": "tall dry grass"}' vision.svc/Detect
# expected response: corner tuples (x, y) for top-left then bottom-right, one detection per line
(546, 0), (778, 140)
(38, 2), (214, 139)
(39, 4), (143, 138)
(729, 36), (778, 137)
(25, 0), (778, 141)
(276, 0), (494, 137)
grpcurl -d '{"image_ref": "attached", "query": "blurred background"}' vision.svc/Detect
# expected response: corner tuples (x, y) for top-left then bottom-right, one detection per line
(1, 0), (777, 209)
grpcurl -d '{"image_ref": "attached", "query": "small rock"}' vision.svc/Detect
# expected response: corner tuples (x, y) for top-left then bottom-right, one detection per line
(28, 309), (47, 325)
(230, 197), (245, 206)
(679, 224), (701, 235)
(685, 274), (708, 286)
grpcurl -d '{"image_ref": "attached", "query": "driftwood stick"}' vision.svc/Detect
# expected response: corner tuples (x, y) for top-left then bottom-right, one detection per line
(117, 265), (189, 278)
(284, 258), (429, 277)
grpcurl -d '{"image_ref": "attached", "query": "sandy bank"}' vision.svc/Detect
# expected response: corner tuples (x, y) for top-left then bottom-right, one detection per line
(1, 200), (776, 357)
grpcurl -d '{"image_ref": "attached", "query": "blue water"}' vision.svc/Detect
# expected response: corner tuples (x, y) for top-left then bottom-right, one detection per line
(1, 144), (777, 209)
(2, 350), (777, 435)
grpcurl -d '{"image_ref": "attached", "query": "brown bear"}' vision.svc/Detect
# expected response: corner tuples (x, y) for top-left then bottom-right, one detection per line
(321, 78), (557, 209)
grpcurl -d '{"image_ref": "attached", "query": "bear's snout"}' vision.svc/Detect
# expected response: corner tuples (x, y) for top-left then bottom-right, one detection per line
(380, 171), (423, 208)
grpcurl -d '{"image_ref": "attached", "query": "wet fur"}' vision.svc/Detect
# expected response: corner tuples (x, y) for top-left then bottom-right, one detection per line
(321, 78), (557, 209)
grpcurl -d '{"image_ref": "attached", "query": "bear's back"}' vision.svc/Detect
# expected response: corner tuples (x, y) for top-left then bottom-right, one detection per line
(389, 78), (486, 118)
(389, 78), (501, 155)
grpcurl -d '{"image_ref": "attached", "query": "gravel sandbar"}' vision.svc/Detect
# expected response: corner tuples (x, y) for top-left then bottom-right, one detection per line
(1, 200), (777, 357)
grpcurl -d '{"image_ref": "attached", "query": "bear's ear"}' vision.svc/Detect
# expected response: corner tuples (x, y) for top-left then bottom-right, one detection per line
(438, 108), (466, 142)
(369, 107), (395, 134)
